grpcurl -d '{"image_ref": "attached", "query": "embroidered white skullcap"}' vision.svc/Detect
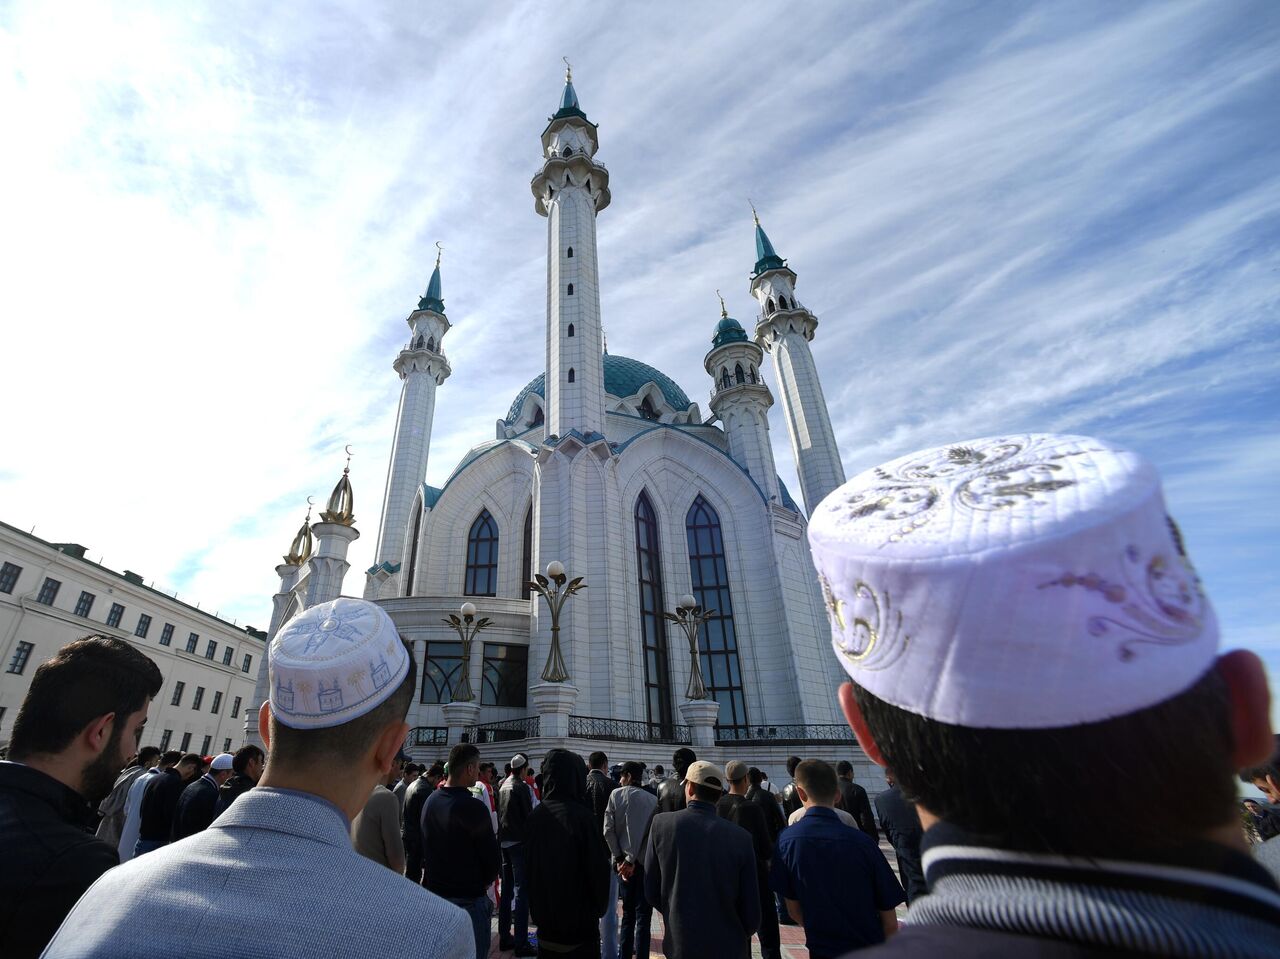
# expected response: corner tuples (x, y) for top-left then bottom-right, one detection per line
(269, 598), (410, 729)
(808, 434), (1216, 729)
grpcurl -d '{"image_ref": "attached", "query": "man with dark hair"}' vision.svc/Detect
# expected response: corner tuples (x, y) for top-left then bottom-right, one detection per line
(527, 749), (612, 958)
(352, 762), (405, 872)
(135, 751), (202, 854)
(95, 744), (161, 845)
(778, 755), (803, 818)
(606, 761), (657, 959)
(746, 766), (784, 842)
(770, 760), (903, 958)
(657, 747), (695, 814)
(719, 760), (780, 959)
(834, 760), (878, 842)
(584, 749), (618, 958)
(0, 635), (162, 959)
(214, 743), (263, 817)
(809, 433), (1280, 956)
(498, 752), (536, 956)
(645, 760), (760, 958)
(393, 761), (419, 813)
(44, 597), (472, 958)
(423, 743), (501, 959)
(118, 749), (179, 861)
(874, 770), (926, 903)
(1241, 735), (1280, 881)
(173, 752), (234, 840)
(403, 760), (435, 884)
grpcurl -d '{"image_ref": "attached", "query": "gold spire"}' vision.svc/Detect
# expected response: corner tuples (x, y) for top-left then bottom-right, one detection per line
(749, 199), (760, 226)
(284, 498), (315, 566)
(319, 446), (355, 526)
(563, 55), (572, 82)
(716, 289), (728, 318)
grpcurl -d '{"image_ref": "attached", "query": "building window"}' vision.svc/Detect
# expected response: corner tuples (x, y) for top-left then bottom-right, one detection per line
(205, 640), (217, 661)
(635, 492), (673, 733)
(241, 654), (252, 674)
(160, 729), (172, 751)
(766, 297), (775, 313)
(638, 396), (660, 421)
(567, 246), (573, 257)
(0, 562), (21, 594)
(135, 614), (152, 638)
(481, 643), (528, 708)
(179, 732), (191, 752)
(231, 696), (242, 719)
(521, 505), (532, 600)
(7, 641), (34, 675)
(201, 735), (212, 755)
(567, 323), (575, 337)
(211, 691), (222, 714)
(160, 623), (174, 646)
(107, 603), (125, 628)
(735, 363), (746, 384)
(567, 283), (574, 295)
(464, 509), (498, 597)
(223, 737), (232, 752)
(422, 641), (463, 704)
(36, 577), (60, 605)
(192, 686), (204, 710)
(74, 591), (95, 618)
(567, 368), (575, 383)
(186, 633), (198, 654)
(171, 682), (185, 707)
(686, 494), (749, 738)
(222, 647), (233, 666)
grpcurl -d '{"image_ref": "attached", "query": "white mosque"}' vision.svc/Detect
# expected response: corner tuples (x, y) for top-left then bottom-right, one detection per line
(248, 69), (865, 769)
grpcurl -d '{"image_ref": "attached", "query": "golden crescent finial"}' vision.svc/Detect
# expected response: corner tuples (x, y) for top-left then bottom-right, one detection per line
(344, 445), (353, 473)
(748, 199), (760, 226)
(716, 289), (727, 318)
(435, 241), (443, 268)
(563, 56), (572, 82)
(305, 496), (314, 521)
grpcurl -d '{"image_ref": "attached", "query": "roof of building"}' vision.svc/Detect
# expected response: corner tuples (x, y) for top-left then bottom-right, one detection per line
(711, 315), (749, 349)
(417, 262), (444, 314)
(506, 354), (693, 423)
(753, 219), (786, 276)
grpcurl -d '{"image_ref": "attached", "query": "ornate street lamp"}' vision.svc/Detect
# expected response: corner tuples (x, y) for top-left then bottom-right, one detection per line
(663, 594), (716, 700)
(528, 560), (586, 683)
(441, 601), (492, 702)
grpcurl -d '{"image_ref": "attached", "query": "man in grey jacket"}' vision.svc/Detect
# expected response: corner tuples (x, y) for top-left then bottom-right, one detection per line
(605, 762), (658, 959)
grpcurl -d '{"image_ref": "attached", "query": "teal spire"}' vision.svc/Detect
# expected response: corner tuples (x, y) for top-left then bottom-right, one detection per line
(750, 203), (786, 276)
(712, 290), (748, 348)
(552, 58), (588, 121)
(417, 242), (445, 313)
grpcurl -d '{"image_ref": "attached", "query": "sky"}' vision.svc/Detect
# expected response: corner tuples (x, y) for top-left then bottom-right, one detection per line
(1, 2), (1277, 711)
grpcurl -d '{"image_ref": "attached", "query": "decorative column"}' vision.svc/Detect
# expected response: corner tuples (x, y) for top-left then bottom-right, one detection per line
(305, 453), (360, 608)
(679, 700), (721, 749)
(440, 602), (489, 742)
(527, 560), (585, 739)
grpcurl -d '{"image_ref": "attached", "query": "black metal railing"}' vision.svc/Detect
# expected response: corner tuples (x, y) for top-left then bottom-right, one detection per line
(568, 715), (692, 745)
(411, 726), (449, 746)
(463, 716), (540, 744)
(716, 724), (857, 746)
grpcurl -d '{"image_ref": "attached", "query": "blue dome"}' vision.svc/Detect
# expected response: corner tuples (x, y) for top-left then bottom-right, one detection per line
(507, 354), (692, 423)
(712, 316), (748, 348)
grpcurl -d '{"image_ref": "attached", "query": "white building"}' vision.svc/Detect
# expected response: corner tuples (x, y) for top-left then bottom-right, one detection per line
(249, 70), (872, 779)
(0, 519), (264, 757)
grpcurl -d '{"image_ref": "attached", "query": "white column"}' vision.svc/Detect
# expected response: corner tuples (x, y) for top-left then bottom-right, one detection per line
(770, 330), (845, 514)
(305, 523), (360, 608)
(244, 563), (300, 747)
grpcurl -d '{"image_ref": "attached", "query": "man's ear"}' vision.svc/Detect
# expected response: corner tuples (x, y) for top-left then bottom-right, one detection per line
(83, 712), (116, 756)
(258, 701), (273, 750)
(1217, 650), (1274, 769)
(795, 782), (809, 804)
(838, 682), (887, 767)
(373, 721), (410, 775)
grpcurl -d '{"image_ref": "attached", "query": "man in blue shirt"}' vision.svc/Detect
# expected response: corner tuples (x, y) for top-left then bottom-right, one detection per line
(770, 759), (903, 959)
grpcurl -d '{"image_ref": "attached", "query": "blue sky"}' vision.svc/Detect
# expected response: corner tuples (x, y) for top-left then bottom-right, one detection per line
(2, 1), (1277, 713)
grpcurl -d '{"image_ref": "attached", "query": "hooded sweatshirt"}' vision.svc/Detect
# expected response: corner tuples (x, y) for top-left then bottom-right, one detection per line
(525, 749), (612, 949)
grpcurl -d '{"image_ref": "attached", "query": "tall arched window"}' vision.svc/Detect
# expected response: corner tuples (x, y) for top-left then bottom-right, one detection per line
(464, 509), (498, 596)
(686, 495), (748, 738)
(427, 336), (435, 352)
(521, 504), (533, 600)
(567, 323), (575, 337)
(779, 295), (789, 309)
(766, 297), (775, 313)
(735, 363), (746, 384)
(638, 396), (660, 421)
(414, 334), (424, 350)
(636, 492), (673, 733)
(567, 283), (574, 295)
(567, 368), (575, 383)
(567, 246), (574, 258)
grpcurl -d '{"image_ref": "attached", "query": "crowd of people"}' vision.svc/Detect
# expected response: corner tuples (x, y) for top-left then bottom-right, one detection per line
(2, 433), (1279, 958)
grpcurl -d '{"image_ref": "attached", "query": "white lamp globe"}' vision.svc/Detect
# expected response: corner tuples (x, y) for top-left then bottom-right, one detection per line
(546, 560), (565, 579)
(460, 602), (477, 618)
(679, 594), (697, 610)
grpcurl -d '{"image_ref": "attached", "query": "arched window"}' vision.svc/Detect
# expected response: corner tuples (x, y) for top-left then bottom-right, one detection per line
(567, 323), (575, 337)
(531, 406), (544, 427)
(720, 368), (731, 389)
(638, 396), (660, 421)
(735, 363), (746, 384)
(586, 179), (592, 192)
(567, 283), (574, 295)
(636, 492), (673, 733)
(427, 336), (435, 352)
(567, 368), (575, 383)
(686, 495), (748, 738)
(562, 145), (570, 157)
(565, 173), (571, 185)
(414, 334), (424, 350)
(779, 295), (789, 310)
(749, 366), (758, 383)
(766, 297), (775, 313)
(521, 504), (533, 600)
(567, 246), (574, 258)
(464, 509), (498, 596)
(404, 501), (422, 597)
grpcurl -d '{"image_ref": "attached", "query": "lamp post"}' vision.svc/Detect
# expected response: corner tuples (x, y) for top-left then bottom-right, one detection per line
(442, 601), (492, 702)
(663, 594), (715, 700)
(528, 560), (586, 683)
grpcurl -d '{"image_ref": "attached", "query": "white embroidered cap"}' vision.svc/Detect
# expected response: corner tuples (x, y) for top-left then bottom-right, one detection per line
(269, 598), (411, 730)
(808, 434), (1216, 729)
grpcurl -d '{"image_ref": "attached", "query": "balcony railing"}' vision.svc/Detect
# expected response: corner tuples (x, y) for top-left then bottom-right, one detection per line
(410, 726), (448, 746)
(716, 724), (857, 746)
(568, 715), (691, 745)
(463, 716), (540, 744)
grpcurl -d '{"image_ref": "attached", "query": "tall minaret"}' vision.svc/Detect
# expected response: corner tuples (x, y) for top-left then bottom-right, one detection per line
(704, 292), (780, 502)
(366, 247), (452, 599)
(305, 456), (359, 608)
(529, 63), (611, 439)
(749, 209), (845, 515)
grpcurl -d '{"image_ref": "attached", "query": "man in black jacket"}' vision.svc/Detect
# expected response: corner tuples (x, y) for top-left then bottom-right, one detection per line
(173, 752), (233, 840)
(401, 765), (433, 883)
(747, 767), (784, 842)
(719, 760), (781, 959)
(656, 747), (695, 814)
(584, 750), (619, 958)
(0, 635), (162, 959)
(498, 752), (536, 956)
(422, 743), (501, 959)
(874, 771), (926, 903)
(835, 761), (879, 843)
(778, 755), (803, 819)
(214, 743), (263, 818)
(527, 749), (612, 958)
(136, 752), (201, 854)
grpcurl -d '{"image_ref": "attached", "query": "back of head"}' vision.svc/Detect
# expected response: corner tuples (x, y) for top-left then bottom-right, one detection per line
(8, 635), (162, 761)
(835, 760), (853, 777)
(785, 755), (801, 777)
(748, 767), (764, 787)
(178, 753), (204, 776)
(795, 759), (839, 805)
(159, 750), (182, 768)
(672, 747), (696, 776)
(448, 742), (479, 778)
(588, 750), (608, 770)
(137, 746), (162, 768)
(622, 761), (646, 783)
(540, 748), (586, 803)
(232, 744), (264, 775)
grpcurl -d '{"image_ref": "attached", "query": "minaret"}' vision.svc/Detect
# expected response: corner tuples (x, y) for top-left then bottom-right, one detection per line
(367, 245), (452, 599)
(529, 62), (610, 439)
(704, 292), (780, 502)
(245, 505), (313, 747)
(305, 455), (359, 608)
(749, 208), (845, 515)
